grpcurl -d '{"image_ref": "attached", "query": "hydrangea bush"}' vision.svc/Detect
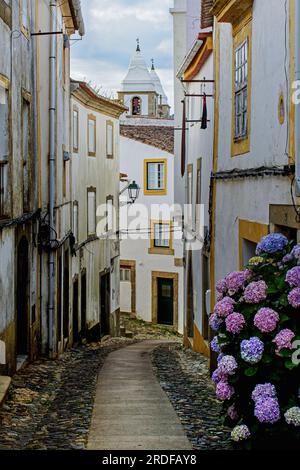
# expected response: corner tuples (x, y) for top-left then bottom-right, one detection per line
(211, 234), (300, 448)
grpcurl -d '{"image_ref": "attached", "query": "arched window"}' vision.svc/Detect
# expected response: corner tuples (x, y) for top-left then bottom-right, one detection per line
(132, 96), (141, 115)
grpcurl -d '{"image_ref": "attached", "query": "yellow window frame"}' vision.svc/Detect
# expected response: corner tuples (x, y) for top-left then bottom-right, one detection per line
(149, 219), (174, 256)
(144, 158), (167, 196)
(87, 114), (96, 157)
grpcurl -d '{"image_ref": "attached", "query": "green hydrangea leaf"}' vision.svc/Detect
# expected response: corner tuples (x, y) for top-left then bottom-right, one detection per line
(279, 348), (292, 358)
(244, 367), (258, 377)
(284, 359), (298, 370)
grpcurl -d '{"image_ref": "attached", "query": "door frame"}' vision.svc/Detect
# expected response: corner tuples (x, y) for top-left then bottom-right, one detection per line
(99, 269), (111, 337)
(120, 260), (136, 315)
(152, 271), (178, 330)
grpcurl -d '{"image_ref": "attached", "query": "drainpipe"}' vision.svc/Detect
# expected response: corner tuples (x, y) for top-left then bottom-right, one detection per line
(295, 0), (300, 196)
(48, 0), (57, 357)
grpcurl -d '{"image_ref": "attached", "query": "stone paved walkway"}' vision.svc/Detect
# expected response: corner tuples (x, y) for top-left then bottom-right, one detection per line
(88, 341), (192, 450)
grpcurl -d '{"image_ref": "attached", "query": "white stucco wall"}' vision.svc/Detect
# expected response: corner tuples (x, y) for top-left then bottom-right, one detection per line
(120, 136), (184, 333)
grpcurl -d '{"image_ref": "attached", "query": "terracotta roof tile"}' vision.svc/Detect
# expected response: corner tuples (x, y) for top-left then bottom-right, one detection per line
(120, 125), (174, 154)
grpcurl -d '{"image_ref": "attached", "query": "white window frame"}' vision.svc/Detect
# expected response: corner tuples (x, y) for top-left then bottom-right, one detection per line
(73, 108), (79, 152)
(87, 188), (96, 236)
(106, 121), (114, 158)
(88, 115), (96, 156)
(146, 161), (166, 192)
(234, 39), (248, 140)
(153, 222), (171, 248)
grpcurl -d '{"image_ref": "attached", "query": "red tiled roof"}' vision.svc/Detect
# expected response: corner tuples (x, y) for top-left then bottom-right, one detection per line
(120, 125), (174, 154)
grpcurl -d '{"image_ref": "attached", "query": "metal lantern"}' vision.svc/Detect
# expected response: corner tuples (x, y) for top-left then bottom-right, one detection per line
(127, 181), (140, 204)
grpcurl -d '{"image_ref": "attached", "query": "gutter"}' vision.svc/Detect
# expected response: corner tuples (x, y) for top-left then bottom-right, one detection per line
(295, 0), (300, 195)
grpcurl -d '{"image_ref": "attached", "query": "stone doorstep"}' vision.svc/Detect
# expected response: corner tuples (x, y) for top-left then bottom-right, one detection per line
(0, 376), (11, 407)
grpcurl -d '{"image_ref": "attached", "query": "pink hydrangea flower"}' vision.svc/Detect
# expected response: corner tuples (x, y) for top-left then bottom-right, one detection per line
(225, 312), (245, 334)
(216, 381), (235, 401)
(244, 281), (267, 304)
(254, 308), (279, 333)
(213, 297), (235, 318)
(216, 278), (227, 294)
(288, 288), (300, 308)
(286, 267), (300, 288)
(273, 329), (295, 352)
(225, 271), (251, 295)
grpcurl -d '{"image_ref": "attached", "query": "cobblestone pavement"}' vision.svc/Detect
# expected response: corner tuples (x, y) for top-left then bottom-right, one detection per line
(0, 338), (136, 450)
(152, 344), (233, 450)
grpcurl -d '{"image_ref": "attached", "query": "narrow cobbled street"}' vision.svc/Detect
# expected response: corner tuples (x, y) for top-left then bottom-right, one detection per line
(0, 317), (231, 450)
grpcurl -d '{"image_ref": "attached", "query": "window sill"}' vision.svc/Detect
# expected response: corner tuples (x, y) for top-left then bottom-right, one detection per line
(148, 247), (174, 256)
(144, 189), (167, 196)
(88, 152), (96, 157)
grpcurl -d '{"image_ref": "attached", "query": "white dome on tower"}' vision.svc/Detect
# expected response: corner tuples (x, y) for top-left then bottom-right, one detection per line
(149, 59), (168, 106)
(121, 40), (155, 93)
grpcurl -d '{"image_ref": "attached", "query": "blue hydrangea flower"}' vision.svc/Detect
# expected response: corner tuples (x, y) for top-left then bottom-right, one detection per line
(240, 337), (264, 364)
(211, 336), (220, 353)
(256, 233), (288, 255)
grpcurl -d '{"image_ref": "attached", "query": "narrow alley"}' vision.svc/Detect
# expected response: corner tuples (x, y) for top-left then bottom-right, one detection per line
(0, 317), (232, 451)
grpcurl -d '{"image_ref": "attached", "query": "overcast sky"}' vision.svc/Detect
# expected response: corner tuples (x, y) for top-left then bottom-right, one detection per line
(71, 0), (174, 108)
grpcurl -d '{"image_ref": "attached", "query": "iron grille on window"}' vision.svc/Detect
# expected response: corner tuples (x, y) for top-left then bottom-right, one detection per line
(234, 39), (248, 140)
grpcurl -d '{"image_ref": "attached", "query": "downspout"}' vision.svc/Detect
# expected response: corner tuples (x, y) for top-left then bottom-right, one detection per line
(48, 0), (57, 357)
(295, 0), (300, 195)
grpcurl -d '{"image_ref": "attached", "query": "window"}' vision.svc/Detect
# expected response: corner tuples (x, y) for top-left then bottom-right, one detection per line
(234, 39), (248, 140)
(73, 201), (78, 241)
(73, 107), (79, 152)
(154, 222), (171, 248)
(106, 196), (114, 233)
(88, 115), (96, 156)
(120, 268), (131, 282)
(144, 159), (167, 195)
(106, 121), (114, 158)
(0, 79), (9, 218)
(132, 96), (141, 115)
(87, 188), (96, 235)
(22, 96), (30, 212)
(149, 220), (174, 255)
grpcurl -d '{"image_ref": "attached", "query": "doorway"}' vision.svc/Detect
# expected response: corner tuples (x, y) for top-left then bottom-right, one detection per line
(157, 278), (174, 325)
(100, 271), (110, 337)
(80, 271), (87, 340)
(186, 253), (194, 338)
(63, 249), (69, 340)
(72, 278), (79, 345)
(16, 236), (29, 357)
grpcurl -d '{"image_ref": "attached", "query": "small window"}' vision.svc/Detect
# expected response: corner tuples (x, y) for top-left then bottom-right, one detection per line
(22, 97), (30, 212)
(132, 96), (141, 115)
(88, 115), (96, 156)
(120, 268), (131, 282)
(87, 188), (96, 235)
(234, 39), (248, 140)
(106, 196), (114, 233)
(73, 202), (78, 241)
(0, 81), (9, 218)
(146, 160), (166, 193)
(73, 108), (79, 152)
(106, 121), (114, 158)
(154, 222), (171, 248)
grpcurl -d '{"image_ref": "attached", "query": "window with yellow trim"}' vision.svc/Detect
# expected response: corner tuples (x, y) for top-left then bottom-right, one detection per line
(106, 121), (114, 158)
(149, 220), (174, 255)
(144, 159), (167, 195)
(87, 115), (96, 156)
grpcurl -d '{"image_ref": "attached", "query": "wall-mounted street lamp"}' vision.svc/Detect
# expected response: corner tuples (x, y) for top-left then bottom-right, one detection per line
(120, 180), (141, 206)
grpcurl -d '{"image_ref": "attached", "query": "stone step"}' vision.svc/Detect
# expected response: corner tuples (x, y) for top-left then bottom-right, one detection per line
(0, 376), (11, 407)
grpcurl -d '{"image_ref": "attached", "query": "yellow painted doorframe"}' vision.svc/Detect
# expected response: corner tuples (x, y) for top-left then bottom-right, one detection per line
(151, 271), (178, 331)
(238, 219), (269, 269)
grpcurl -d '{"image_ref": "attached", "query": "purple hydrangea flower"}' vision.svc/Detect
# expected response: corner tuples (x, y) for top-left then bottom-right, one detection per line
(218, 355), (238, 376)
(273, 329), (295, 352)
(288, 288), (300, 308)
(241, 337), (264, 364)
(284, 407), (300, 426)
(244, 281), (267, 304)
(286, 267), (300, 288)
(254, 308), (279, 333)
(252, 383), (277, 403)
(225, 312), (245, 334)
(216, 381), (234, 401)
(211, 367), (227, 385)
(225, 271), (250, 295)
(291, 244), (300, 260)
(216, 278), (227, 294)
(211, 336), (220, 353)
(209, 313), (223, 332)
(282, 254), (294, 264)
(254, 397), (281, 424)
(231, 425), (251, 442)
(256, 233), (288, 255)
(227, 404), (239, 421)
(213, 297), (235, 318)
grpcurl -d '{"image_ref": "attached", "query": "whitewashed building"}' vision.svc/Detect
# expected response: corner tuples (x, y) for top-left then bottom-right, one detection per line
(70, 80), (126, 340)
(119, 43), (184, 333)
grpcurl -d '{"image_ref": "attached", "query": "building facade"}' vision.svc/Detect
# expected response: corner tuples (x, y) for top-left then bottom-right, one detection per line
(119, 44), (184, 333)
(70, 80), (126, 341)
